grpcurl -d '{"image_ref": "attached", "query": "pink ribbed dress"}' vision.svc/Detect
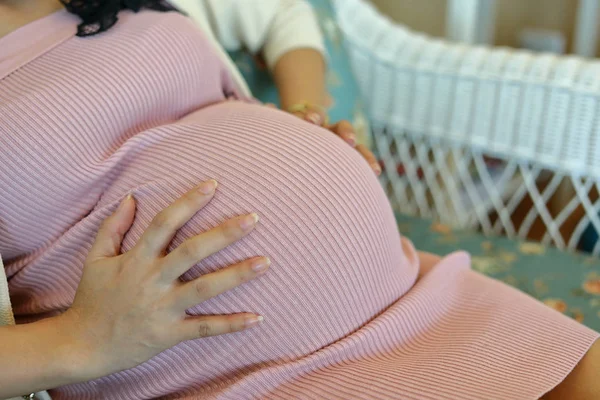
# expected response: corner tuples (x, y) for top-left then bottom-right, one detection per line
(0, 9), (598, 400)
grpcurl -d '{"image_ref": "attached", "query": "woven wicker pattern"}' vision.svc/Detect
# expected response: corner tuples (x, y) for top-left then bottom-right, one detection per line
(334, 0), (600, 254)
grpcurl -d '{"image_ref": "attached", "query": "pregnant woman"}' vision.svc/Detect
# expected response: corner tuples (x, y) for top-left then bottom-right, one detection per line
(1, 1), (598, 399)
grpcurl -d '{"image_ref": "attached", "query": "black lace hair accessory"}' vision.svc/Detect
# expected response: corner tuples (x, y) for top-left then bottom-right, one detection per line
(60, 0), (177, 37)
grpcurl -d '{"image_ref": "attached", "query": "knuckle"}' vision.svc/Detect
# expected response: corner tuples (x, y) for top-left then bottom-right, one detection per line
(179, 241), (198, 261)
(222, 221), (243, 241)
(237, 267), (253, 285)
(194, 279), (212, 298)
(146, 328), (164, 345)
(197, 321), (212, 337)
(154, 259), (173, 282)
(151, 211), (175, 231)
(228, 318), (239, 333)
(237, 274), (248, 286)
(128, 246), (150, 264)
(113, 253), (138, 276)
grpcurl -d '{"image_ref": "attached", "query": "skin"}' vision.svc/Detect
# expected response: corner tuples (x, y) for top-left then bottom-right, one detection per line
(0, 0), (380, 175)
(0, 181), (270, 398)
(541, 340), (600, 399)
(0, 2), (596, 398)
(273, 48), (381, 175)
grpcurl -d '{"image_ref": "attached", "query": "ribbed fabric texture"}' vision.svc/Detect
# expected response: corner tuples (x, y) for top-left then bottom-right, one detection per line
(1, 9), (598, 400)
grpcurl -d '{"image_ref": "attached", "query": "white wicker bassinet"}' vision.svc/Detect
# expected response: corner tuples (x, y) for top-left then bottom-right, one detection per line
(333, 0), (600, 255)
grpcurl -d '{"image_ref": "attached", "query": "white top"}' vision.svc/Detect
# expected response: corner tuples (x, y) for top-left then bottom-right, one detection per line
(169, 0), (326, 96)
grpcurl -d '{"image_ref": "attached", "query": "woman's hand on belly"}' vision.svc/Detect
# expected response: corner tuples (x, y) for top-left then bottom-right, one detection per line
(60, 180), (269, 381)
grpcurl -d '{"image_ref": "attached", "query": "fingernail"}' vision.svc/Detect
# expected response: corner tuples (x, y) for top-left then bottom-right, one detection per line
(306, 112), (322, 126)
(245, 315), (264, 329)
(346, 135), (356, 147)
(118, 194), (133, 211)
(240, 213), (259, 231)
(251, 257), (271, 273)
(372, 164), (382, 175)
(198, 179), (218, 195)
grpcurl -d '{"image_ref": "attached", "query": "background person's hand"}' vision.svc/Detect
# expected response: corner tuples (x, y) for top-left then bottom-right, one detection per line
(61, 180), (269, 380)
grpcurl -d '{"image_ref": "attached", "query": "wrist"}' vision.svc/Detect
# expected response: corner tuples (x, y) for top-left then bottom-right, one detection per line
(0, 313), (100, 397)
(281, 99), (327, 114)
(49, 311), (103, 382)
(285, 101), (329, 126)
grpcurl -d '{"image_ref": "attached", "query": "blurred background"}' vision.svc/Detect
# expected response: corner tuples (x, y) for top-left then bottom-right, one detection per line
(370, 0), (599, 57)
(320, 0), (600, 330)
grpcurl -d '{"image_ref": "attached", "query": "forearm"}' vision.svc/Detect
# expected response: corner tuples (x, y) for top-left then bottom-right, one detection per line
(0, 314), (89, 398)
(273, 48), (327, 111)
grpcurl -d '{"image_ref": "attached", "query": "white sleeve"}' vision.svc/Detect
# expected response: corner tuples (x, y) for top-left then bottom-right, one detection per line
(259, 0), (326, 70)
(174, 0), (326, 70)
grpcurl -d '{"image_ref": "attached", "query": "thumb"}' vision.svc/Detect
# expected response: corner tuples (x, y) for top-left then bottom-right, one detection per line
(88, 195), (136, 260)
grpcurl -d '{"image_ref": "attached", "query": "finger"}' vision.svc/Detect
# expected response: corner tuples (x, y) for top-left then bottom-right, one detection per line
(265, 103), (278, 109)
(138, 180), (218, 257)
(295, 105), (327, 126)
(304, 109), (326, 126)
(356, 144), (381, 176)
(173, 257), (270, 310)
(161, 213), (259, 281)
(179, 313), (264, 341)
(88, 195), (136, 260)
(329, 120), (356, 147)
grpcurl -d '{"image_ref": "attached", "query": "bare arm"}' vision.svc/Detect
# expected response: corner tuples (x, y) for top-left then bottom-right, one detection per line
(0, 183), (267, 398)
(0, 316), (86, 398)
(273, 48), (327, 112)
(543, 339), (600, 399)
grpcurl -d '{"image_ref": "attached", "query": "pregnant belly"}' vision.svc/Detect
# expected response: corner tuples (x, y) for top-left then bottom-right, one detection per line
(46, 102), (419, 399)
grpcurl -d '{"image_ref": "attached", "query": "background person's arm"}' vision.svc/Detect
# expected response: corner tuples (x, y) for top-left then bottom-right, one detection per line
(273, 47), (327, 114)
(171, 0), (378, 172)
(272, 46), (380, 174)
(257, 0), (328, 110)
(172, 0), (327, 108)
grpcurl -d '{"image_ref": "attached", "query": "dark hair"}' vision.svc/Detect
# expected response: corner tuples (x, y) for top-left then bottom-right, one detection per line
(60, 0), (176, 37)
